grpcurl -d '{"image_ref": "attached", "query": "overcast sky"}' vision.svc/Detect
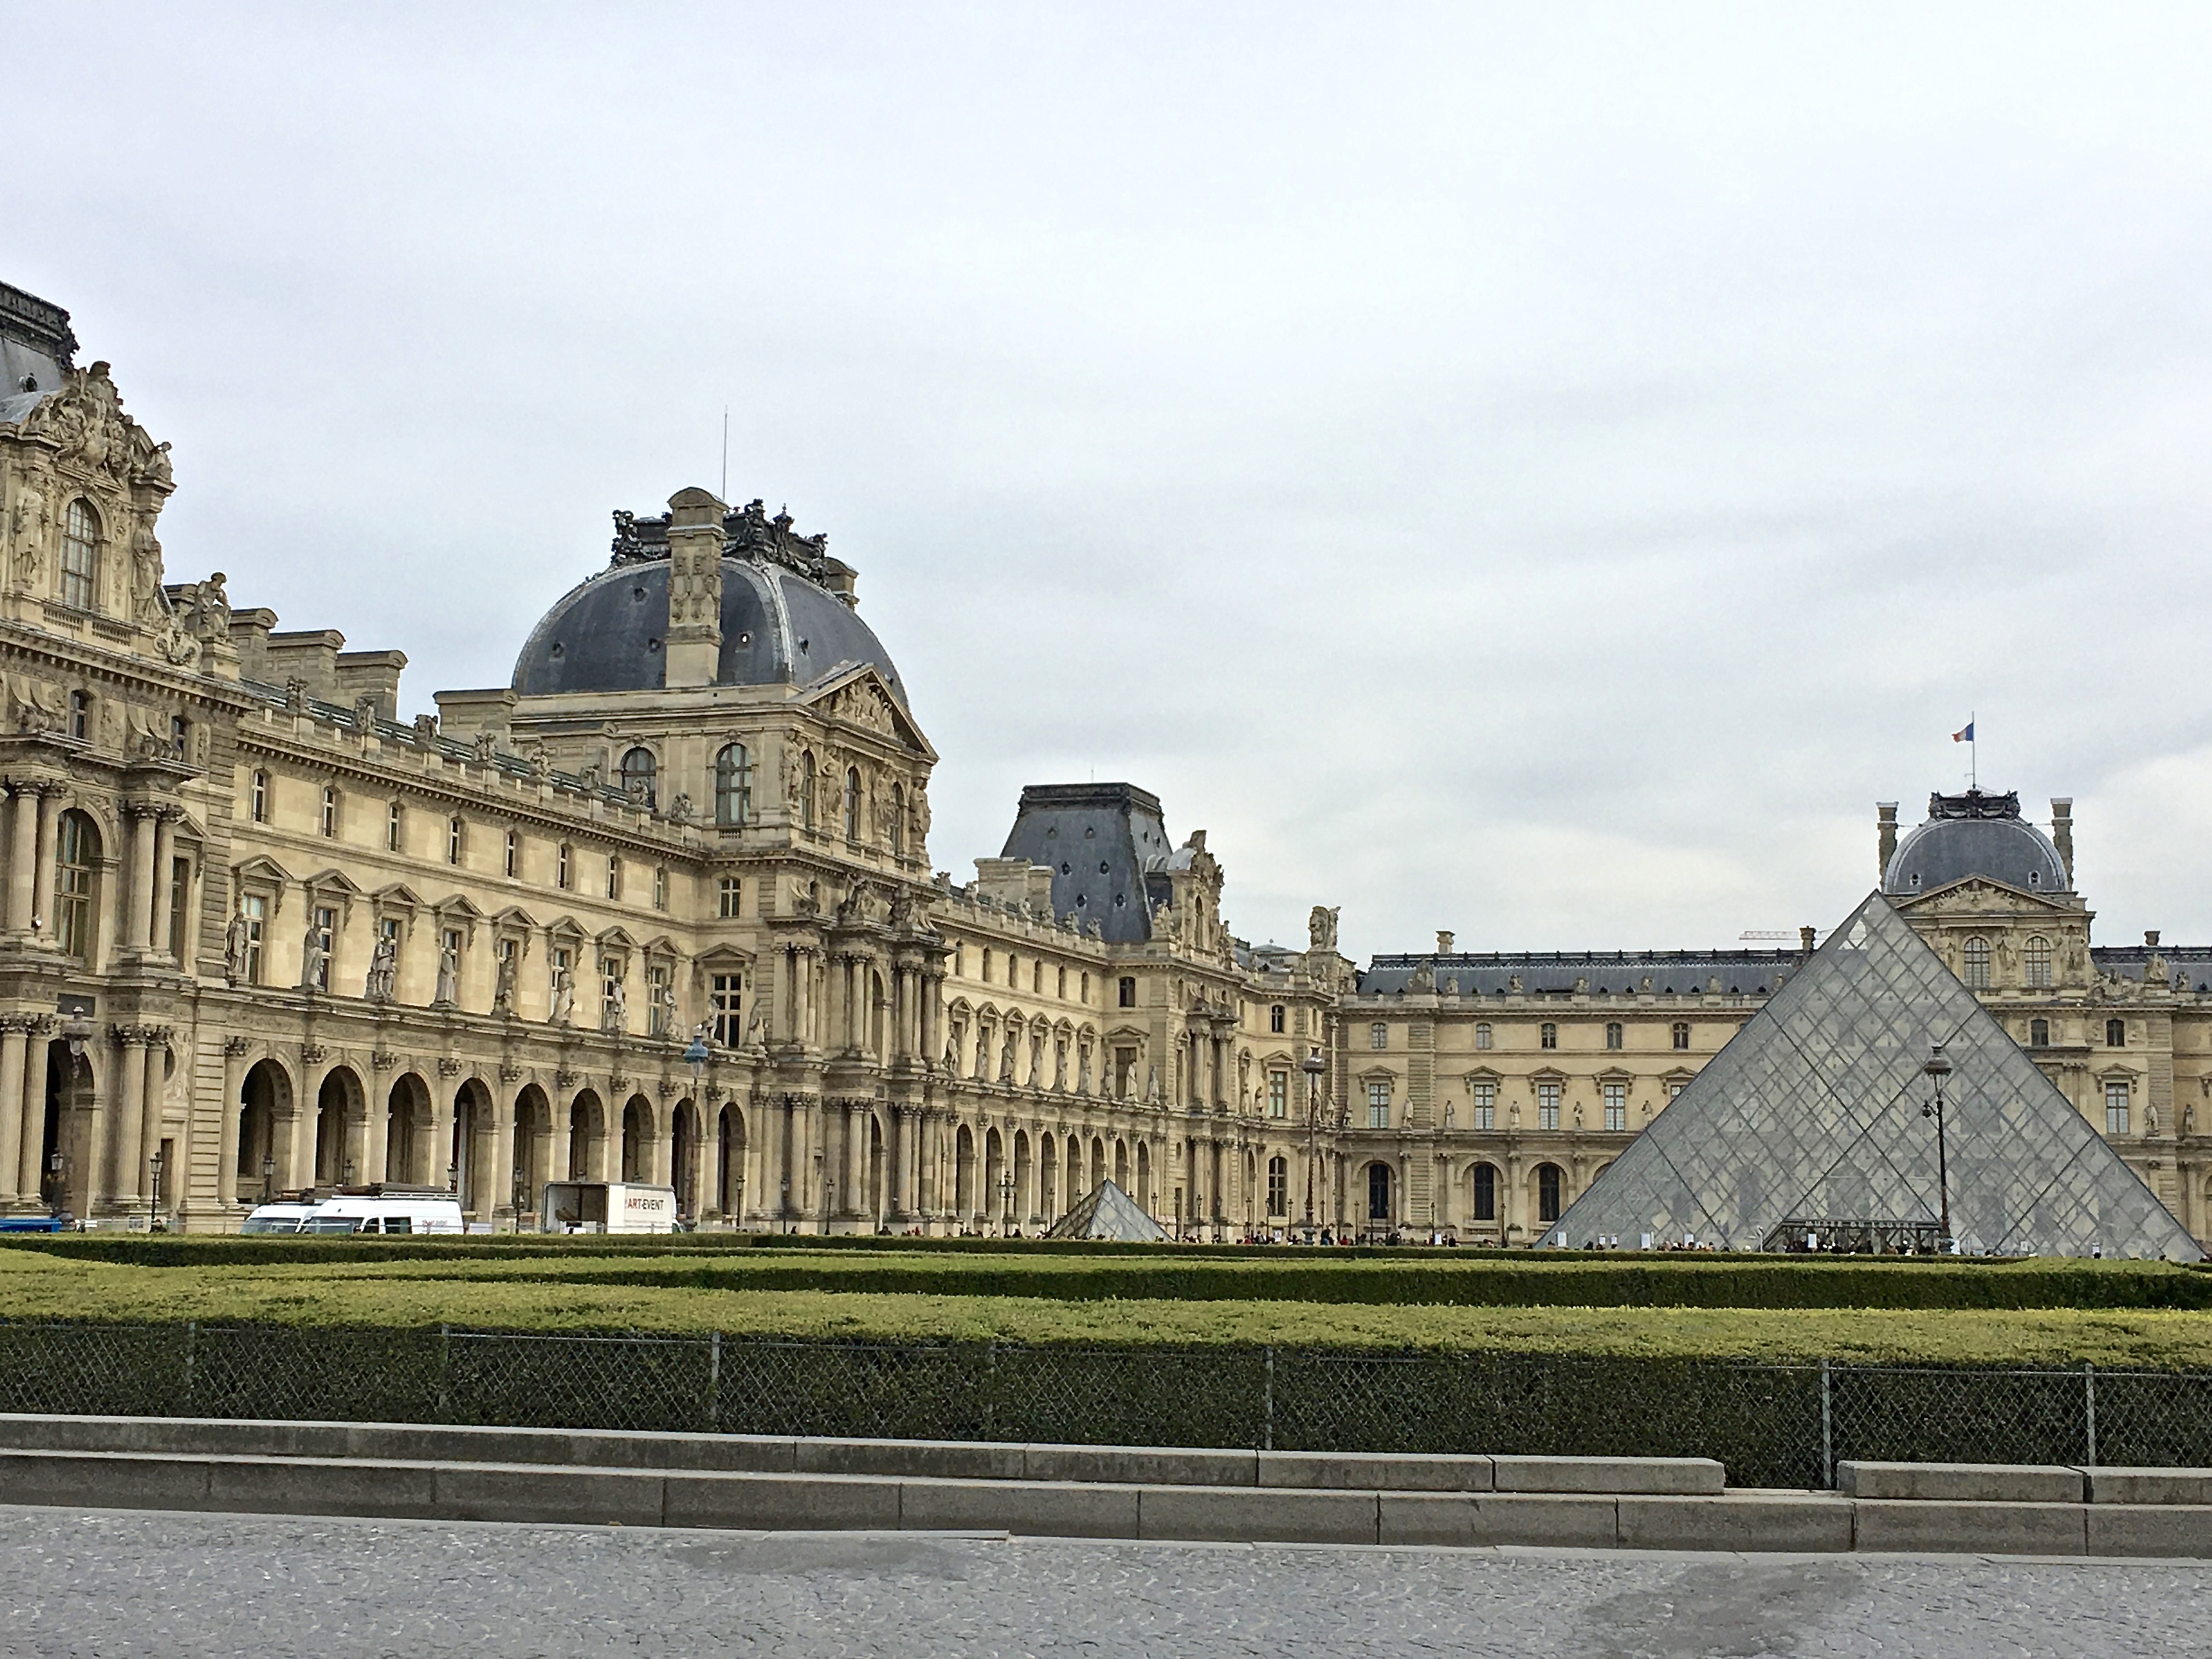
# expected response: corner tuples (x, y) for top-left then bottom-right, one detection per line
(13, 3), (2212, 960)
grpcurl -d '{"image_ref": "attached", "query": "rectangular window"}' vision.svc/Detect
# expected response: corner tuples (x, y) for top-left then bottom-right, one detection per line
(1605, 1022), (1623, 1051)
(601, 956), (627, 1026)
(54, 812), (94, 963)
(1474, 1023), (1492, 1050)
(646, 962), (671, 1036)
(606, 855), (622, 900)
(311, 905), (336, 991)
(653, 866), (667, 911)
(1268, 1071), (1288, 1119)
(1118, 975), (1136, 1008)
(242, 894), (266, 985)
(1672, 1022), (1691, 1050)
(1471, 1081), (1496, 1130)
(1266, 1159), (1288, 1217)
(1540, 1023), (1558, 1049)
(320, 788), (337, 837)
(549, 946), (571, 1019)
(170, 715), (188, 757)
(718, 876), (741, 918)
(983, 949), (994, 983)
(1367, 1079), (1391, 1129)
(1080, 972), (1090, 1003)
(446, 817), (463, 865)
(1032, 961), (1043, 994)
(2029, 1018), (2050, 1047)
(1269, 1005), (1285, 1034)
(504, 829), (518, 879)
(557, 845), (572, 890)
(1056, 966), (1066, 1000)
(711, 973), (743, 1046)
(250, 771), (268, 823)
(1604, 1082), (1627, 1132)
(2106, 1081), (2131, 1135)
(1370, 1023), (1388, 1050)
(166, 857), (190, 962)
(1538, 1081), (1561, 1131)
(386, 800), (402, 851)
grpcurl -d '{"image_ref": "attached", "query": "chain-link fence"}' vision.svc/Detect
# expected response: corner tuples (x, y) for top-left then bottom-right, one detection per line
(0, 1322), (2205, 1488)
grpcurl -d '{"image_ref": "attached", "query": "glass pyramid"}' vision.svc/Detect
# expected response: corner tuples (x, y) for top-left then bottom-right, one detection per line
(1044, 1179), (1169, 1243)
(1549, 892), (2204, 1260)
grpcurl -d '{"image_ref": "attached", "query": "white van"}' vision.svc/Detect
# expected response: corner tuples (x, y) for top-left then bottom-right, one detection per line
(299, 1195), (466, 1235)
(538, 1181), (677, 1234)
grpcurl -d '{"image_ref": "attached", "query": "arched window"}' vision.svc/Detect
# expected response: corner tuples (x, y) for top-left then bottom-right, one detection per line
(54, 809), (98, 962)
(889, 782), (905, 854)
(1961, 936), (1991, 989)
(799, 751), (816, 831)
(714, 743), (752, 826)
(1537, 1163), (1563, 1224)
(1474, 1022), (1492, 1050)
(619, 746), (657, 807)
(843, 767), (861, 840)
(1366, 1163), (1392, 1222)
(1472, 1161), (1497, 1222)
(1604, 1022), (1623, 1051)
(59, 500), (98, 611)
(1539, 1022), (1558, 1049)
(1671, 1021), (1690, 1050)
(2107, 1018), (2126, 1048)
(2024, 936), (2052, 989)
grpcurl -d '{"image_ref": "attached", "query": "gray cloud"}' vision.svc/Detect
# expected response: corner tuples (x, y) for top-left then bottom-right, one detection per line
(13, 1), (2212, 959)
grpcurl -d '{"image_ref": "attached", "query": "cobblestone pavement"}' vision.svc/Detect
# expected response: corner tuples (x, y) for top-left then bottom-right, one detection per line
(2, 1505), (2207, 1658)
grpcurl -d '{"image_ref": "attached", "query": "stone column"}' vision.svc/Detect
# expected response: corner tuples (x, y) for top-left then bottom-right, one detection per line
(30, 786), (65, 945)
(151, 810), (180, 958)
(123, 805), (159, 955)
(293, 1049), (330, 1192)
(216, 1037), (250, 1209)
(137, 1029), (170, 1207)
(431, 1086), (456, 1193)
(0, 1017), (27, 1205)
(792, 1096), (817, 1221)
(757, 1097), (785, 1220)
(844, 1101), (866, 1221)
(362, 1072), (390, 1184)
(546, 1098), (572, 1187)
(648, 1097), (673, 1187)
(6, 785), (39, 936)
(490, 1081), (517, 1221)
(16, 1017), (52, 1202)
(109, 1026), (150, 1207)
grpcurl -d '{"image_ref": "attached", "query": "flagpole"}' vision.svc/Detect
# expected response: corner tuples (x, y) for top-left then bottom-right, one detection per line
(1971, 712), (1977, 791)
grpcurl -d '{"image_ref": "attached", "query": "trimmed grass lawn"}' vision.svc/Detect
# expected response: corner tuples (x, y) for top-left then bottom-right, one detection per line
(2, 1244), (2208, 1366)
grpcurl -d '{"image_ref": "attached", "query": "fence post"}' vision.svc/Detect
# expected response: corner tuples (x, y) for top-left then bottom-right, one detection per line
(182, 1321), (197, 1414)
(2084, 1362), (2097, 1469)
(1263, 1346), (1275, 1453)
(707, 1331), (722, 1434)
(1819, 1358), (1833, 1489)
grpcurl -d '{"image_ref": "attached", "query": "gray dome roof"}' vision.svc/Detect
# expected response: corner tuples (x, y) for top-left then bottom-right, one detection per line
(1884, 808), (2067, 896)
(511, 557), (906, 702)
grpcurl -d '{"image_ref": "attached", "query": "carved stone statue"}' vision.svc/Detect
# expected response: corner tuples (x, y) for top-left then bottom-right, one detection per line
(299, 922), (326, 993)
(129, 524), (163, 621)
(9, 481), (48, 582)
(550, 967), (574, 1026)
(744, 1003), (768, 1045)
(365, 934), (398, 1002)
(1307, 905), (1340, 953)
(1144, 1065), (1161, 1105)
(223, 907), (252, 986)
(1409, 962), (1436, 993)
(472, 731), (498, 764)
(434, 943), (459, 1008)
(665, 792), (692, 827)
(602, 978), (627, 1033)
(492, 950), (517, 1016)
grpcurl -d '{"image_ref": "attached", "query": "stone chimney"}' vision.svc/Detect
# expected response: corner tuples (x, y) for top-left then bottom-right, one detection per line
(1800, 926), (1817, 957)
(2051, 798), (2074, 886)
(663, 487), (726, 687)
(1876, 802), (1898, 881)
(1437, 930), (1455, 955)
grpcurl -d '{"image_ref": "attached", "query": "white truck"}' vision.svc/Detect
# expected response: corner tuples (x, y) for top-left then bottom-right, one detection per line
(240, 1195), (466, 1235)
(538, 1181), (678, 1234)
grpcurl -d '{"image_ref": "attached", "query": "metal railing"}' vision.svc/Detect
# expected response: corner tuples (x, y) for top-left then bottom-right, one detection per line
(0, 1322), (2205, 1490)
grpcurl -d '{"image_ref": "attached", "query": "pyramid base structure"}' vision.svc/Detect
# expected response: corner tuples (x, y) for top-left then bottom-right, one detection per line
(1043, 1180), (1169, 1243)
(1549, 892), (2204, 1261)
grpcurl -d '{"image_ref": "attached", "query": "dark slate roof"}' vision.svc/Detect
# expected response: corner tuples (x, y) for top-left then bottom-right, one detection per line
(511, 556), (905, 703)
(2090, 946), (2212, 994)
(0, 280), (76, 422)
(1883, 788), (2067, 897)
(999, 783), (1175, 945)
(1359, 949), (1806, 998)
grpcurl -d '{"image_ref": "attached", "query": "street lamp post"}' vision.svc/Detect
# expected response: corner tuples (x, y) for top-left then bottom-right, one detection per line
(148, 1149), (163, 1232)
(260, 1154), (275, 1205)
(997, 1168), (1014, 1237)
(1921, 1043), (1954, 1251)
(1300, 1045), (1327, 1243)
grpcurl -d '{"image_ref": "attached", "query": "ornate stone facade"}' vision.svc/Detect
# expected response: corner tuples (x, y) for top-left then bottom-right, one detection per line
(0, 280), (2203, 1248)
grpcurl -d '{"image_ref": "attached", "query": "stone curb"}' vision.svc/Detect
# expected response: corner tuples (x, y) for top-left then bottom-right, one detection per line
(2, 1448), (2208, 1556)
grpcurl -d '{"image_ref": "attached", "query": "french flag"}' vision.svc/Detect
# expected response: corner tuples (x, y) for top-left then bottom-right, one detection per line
(1953, 721), (1974, 743)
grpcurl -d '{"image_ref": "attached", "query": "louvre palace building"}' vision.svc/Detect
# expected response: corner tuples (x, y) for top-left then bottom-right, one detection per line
(0, 279), (2206, 1250)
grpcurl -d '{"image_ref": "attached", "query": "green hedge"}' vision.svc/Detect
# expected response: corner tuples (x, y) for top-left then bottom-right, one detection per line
(8, 1234), (2208, 1310)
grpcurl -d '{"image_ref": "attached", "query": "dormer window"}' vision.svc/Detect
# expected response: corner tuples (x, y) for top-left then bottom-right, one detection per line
(2028, 869), (2040, 888)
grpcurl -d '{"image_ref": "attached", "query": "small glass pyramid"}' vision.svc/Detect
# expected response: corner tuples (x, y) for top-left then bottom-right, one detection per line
(1044, 1178), (1169, 1243)
(1550, 891), (2204, 1260)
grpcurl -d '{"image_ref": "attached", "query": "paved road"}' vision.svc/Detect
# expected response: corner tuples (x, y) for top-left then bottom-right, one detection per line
(2, 1505), (2205, 1658)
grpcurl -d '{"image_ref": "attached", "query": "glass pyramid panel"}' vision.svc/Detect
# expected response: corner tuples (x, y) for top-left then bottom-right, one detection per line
(1550, 893), (2203, 1260)
(1043, 1179), (1168, 1243)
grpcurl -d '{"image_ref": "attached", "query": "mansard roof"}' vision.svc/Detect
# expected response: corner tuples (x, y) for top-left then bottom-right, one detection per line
(1359, 948), (1806, 998)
